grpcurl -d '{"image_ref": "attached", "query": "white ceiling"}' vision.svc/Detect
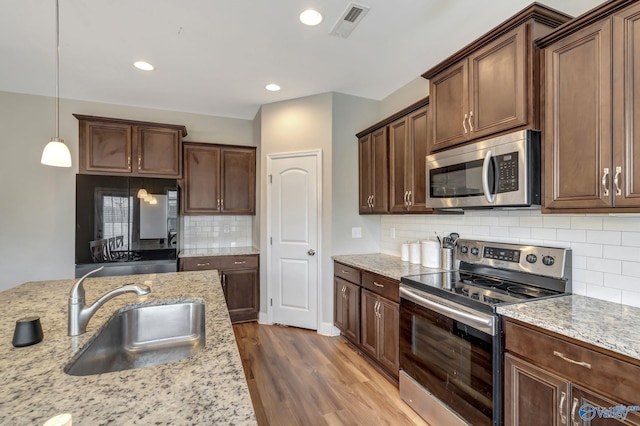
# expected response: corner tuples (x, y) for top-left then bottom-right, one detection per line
(0, 0), (604, 120)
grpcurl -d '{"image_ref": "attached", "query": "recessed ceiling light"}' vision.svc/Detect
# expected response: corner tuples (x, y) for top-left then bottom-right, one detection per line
(299, 9), (323, 26)
(133, 61), (154, 71)
(265, 83), (281, 92)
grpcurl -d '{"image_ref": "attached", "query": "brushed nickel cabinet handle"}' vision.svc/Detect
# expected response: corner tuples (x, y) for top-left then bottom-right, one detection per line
(403, 191), (408, 207)
(408, 190), (412, 206)
(369, 195), (374, 208)
(571, 397), (578, 426)
(614, 166), (622, 196)
(128, 156), (131, 167)
(373, 282), (384, 288)
(196, 262), (210, 267)
(602, 168), (610, 196)
(341, 270), (350, 274)
(138, 157), (141, 168)
(221, 198), (224, 209)
(468, 111), (474, 132)
(234, 261), (246, 265)
(559, 391), (567, 424)
(217, 199), (221, 209)
(553, 351), (592, 369)
(463, 114), (468, 134)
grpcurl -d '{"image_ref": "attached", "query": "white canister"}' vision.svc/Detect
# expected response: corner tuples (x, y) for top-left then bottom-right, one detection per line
(421, 240), (441, 268)
(409, 242), (421, 264)
(400, 243), (410, 262)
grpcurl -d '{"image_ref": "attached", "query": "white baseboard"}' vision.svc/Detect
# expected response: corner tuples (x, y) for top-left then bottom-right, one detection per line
(318, 322), (340, 336)
(258, 312), (269, 324)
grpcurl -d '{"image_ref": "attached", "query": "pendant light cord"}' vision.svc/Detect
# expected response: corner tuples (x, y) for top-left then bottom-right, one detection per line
(55, 0), (60, 139)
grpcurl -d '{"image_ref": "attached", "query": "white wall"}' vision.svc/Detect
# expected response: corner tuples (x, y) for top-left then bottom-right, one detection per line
(0, 91), (253, 291)
(381, 211), (640, 306)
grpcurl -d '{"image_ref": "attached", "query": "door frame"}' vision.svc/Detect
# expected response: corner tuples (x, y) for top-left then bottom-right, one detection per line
(266, 149), (323, 330)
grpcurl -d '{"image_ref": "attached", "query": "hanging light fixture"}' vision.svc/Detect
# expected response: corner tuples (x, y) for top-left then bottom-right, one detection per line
(137, 188), (148, 198)
(41, 0), (72, 168)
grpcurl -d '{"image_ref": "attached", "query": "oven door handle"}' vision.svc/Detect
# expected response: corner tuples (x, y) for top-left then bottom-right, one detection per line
(400, 287), (495, 335)
(482, 150), (497, 204)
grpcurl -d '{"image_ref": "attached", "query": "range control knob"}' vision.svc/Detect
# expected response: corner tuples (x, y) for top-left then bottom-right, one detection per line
(470, 247), (480, 256)
(542, 256), (555, 266)
(526, 254), (538, 264)
(460, 246), (469, 254)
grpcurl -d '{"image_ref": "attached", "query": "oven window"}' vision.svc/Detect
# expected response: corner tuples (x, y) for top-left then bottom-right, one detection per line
(429, 158), (495, 198)
(400, 299), (493, 426)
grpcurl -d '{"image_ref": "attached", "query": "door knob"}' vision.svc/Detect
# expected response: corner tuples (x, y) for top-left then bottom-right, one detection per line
(308, 249), (316, 256)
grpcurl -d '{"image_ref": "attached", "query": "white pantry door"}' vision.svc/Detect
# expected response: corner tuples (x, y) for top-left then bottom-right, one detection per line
(268, 151), (320, 330)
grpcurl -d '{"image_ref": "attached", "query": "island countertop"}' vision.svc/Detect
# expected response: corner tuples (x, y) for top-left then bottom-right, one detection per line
(0, 271), (256, 425)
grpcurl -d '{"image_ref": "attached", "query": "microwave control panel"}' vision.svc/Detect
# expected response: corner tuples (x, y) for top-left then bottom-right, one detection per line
(497, 152), (519, 193)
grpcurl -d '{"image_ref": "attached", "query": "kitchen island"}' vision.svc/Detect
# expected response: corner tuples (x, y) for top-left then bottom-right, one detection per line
(0, 271), (256, 425)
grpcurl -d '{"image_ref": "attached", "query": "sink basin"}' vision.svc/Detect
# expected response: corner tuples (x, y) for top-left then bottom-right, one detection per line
(65, 301), (205, 376)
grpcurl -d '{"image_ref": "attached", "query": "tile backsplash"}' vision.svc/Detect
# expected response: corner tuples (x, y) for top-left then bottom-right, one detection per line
(182, 215), (253, 249)
(381, 210), (640, 307)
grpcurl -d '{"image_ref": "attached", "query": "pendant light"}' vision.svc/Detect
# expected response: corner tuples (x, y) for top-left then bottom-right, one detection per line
(41, 0), (72, 168)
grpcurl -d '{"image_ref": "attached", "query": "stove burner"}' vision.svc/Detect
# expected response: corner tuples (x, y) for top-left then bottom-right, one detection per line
(472, 277), (502, 287)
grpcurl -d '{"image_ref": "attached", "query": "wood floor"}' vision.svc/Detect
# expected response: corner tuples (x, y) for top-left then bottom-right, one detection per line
(233, 322), (428, 426)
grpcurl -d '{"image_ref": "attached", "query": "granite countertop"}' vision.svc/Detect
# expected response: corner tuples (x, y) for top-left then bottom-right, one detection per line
(498, 294), (640, 361)
(0, 271), (256, 425)
(332, 253), (444, 281)
(179, 247), (260, 258)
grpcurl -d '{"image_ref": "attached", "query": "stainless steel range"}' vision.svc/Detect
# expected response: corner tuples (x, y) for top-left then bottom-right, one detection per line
(399, 239), (571, 426)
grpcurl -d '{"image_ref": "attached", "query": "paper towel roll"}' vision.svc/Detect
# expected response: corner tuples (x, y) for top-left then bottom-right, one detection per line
(421, 240), (441, 268)
(409, 242), (421, 264)
(400, 243), (410, 261)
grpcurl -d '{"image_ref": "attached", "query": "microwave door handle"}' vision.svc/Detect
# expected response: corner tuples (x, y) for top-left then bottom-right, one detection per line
(482, 150), (497, 203)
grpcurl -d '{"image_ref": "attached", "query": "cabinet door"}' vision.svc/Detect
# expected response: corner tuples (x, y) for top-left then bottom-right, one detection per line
(344, 280), (360, 343)
(223, 268), (259, 323)
(469, 25), (527, 140)
(505, 353), (570, 426)
(370, 127), (389, 213)
(80, 121), (132, 174)
(407, 105), (432, 213)
(389, 117), (409, 213)
(182, 144), (221, 214)
(360, 289), (378, 359)
(220, 147), (256, 214)
(334, 277), (348, 333)
(377, 297), (399, 376)
(613, 4), (640, 208)
(543, 19), (613, 209)
(358, 135), (373, 213)
(135, 126), (182, 177)
(430, 59), (469, 151)
(571, 385), (640, 425)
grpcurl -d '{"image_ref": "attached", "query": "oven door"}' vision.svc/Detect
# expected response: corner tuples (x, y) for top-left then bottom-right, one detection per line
(399, 286), (497, 426)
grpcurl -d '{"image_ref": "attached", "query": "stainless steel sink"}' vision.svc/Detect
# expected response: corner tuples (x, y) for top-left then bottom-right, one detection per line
(65, 301), (205, 376)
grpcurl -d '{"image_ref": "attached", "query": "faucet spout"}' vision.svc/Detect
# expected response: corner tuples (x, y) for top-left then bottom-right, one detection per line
(68, 267), (152, 336)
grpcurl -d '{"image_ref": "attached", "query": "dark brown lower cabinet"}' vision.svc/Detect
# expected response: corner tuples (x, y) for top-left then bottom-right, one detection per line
(334, 277), (360, 344)
(180, 254), (259, 323)
(361, 289), (399, 376)
(504, 319), (640, 426)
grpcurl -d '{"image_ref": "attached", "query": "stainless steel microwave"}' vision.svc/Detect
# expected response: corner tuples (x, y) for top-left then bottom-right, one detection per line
(425, 130), (541, 209)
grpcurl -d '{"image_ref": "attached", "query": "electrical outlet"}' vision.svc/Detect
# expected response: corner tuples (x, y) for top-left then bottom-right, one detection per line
(351, 227), (362, 238)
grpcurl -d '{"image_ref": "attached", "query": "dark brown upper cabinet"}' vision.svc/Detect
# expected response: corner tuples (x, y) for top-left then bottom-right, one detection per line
(182, 143), (256, 215)
(389, 105), (432, 213)
(74, 114), (186, 178)
(422, 4), (571, 153)
(358, 127), (388, 214)
(538, 0), (640, 213)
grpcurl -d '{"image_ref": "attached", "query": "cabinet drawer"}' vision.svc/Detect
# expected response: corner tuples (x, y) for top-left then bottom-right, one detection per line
(505, 320), (640, 404)
(334, 262), (361, 285)
(180, 255), (258, 271)
(361, 272), (399, 303)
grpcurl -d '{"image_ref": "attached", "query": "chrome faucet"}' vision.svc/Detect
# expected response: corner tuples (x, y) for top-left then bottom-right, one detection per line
(68, 266), (151, 336)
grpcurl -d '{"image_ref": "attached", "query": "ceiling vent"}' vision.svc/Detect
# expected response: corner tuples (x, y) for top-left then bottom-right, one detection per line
(329, 3), (370, 38)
